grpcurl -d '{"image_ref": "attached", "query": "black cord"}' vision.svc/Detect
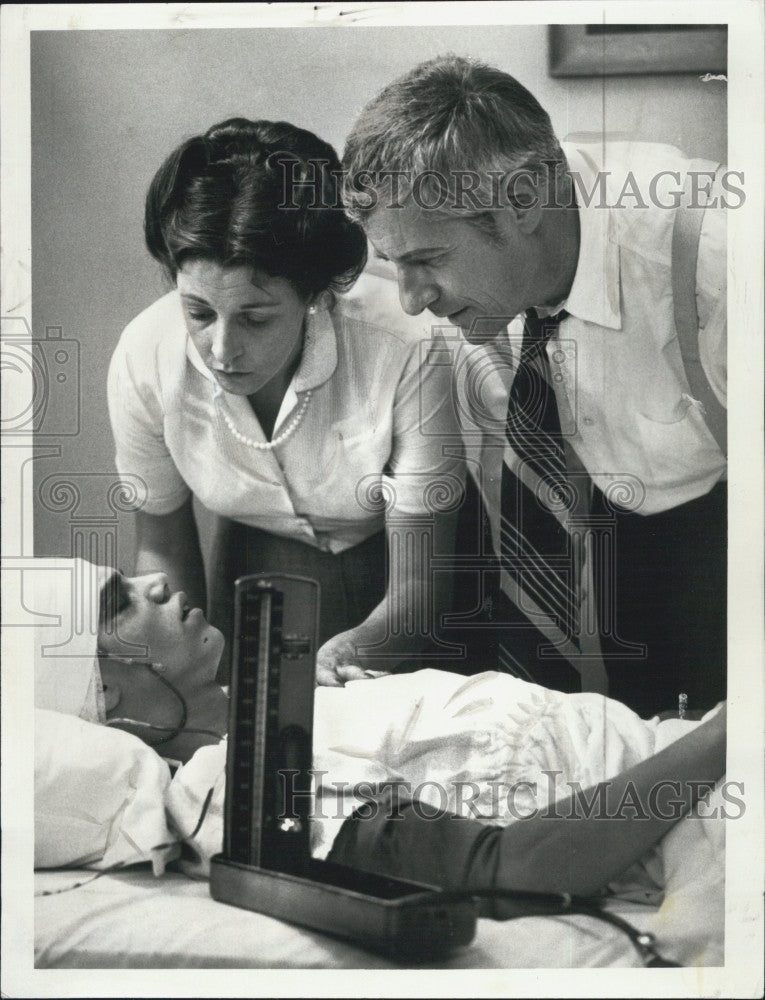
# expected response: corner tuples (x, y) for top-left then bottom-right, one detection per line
(35, 786), (217, 898)
(431, 888), (682, 967)
(103, 659), (188, 746)
(106, 718), (224, 742)
(35, 862), (132, 896)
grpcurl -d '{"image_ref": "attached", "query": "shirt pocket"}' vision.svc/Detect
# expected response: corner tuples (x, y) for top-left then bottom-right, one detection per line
(633, 401), (723, 492)
(637, 390), (698, 426)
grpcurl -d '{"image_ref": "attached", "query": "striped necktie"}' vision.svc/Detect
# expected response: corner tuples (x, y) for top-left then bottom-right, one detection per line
(499, 308), (578, 640)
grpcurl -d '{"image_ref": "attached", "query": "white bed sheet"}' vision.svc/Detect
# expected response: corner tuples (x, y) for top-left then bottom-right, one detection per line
(33, 673), (726, 971)
(35, 865), (664, 969)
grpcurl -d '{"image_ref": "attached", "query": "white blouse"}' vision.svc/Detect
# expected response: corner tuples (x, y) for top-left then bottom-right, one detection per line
(108, 271), (464, 553)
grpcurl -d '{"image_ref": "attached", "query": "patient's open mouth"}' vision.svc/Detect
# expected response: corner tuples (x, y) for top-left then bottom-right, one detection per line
(181, 602), (191, 621)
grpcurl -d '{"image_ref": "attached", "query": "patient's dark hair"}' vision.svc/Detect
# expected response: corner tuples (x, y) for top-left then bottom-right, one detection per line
(145, 118), (367, 298)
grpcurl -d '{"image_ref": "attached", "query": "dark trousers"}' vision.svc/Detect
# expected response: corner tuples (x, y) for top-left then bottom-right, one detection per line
(591, 481), (727, 718)
(491, 482), (727, 717)
(208, 519), (387, 684)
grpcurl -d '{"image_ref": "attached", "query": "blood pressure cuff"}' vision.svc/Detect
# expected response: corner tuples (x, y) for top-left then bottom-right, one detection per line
(327, 790), (504, 917)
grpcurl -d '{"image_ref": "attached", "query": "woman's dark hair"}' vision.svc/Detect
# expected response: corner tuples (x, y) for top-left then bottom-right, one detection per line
(145, 118), (367, 298)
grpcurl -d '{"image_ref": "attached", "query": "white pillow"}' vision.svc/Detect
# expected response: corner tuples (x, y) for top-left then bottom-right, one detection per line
(35, 708), (178, 873)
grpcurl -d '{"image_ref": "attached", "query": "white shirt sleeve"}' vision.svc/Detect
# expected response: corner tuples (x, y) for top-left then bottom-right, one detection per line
(107, 323), (191, 515)
(383, 333), (466, 517)
(697, 186), (727, 408)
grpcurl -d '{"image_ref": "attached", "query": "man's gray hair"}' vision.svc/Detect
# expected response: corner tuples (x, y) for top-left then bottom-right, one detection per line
(342, 54), (564, 221)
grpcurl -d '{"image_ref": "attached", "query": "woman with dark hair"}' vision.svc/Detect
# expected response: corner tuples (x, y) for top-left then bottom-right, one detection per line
(108, 118), (463, 685)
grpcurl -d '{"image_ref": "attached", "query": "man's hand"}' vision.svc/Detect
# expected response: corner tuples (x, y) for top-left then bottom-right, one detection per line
(315, 631), (391, 687)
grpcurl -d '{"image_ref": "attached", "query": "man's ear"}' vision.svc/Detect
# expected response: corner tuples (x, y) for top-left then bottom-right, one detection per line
(505, 170), (544, 235)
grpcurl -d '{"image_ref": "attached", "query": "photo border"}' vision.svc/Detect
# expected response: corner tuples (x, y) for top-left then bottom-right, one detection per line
(1, 3), (762, 997)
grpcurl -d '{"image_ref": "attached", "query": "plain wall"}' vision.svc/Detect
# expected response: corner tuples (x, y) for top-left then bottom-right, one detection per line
(30, 25), (727, 568)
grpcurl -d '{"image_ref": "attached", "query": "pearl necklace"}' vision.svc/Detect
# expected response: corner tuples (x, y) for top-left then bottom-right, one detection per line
(216, 388), (312, 450)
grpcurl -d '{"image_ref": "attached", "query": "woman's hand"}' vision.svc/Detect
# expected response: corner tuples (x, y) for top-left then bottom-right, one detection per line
(315, 631), (391, 687)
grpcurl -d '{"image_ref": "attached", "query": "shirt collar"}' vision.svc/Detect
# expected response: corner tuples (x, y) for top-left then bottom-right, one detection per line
(185, 299), (338, 393)
(558, 143), (622, 331)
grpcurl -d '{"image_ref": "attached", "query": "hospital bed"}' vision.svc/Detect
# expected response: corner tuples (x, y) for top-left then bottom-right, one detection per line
(30, 572), (724, 974)
(32, 669), (725, 972)
(34, 865), (669, 969)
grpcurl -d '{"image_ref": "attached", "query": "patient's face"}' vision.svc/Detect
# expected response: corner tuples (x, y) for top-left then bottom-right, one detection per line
(98, 571), (224, 682)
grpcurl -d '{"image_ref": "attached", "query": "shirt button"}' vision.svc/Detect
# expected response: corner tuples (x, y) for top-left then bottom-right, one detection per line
(583, 417), (595, 426)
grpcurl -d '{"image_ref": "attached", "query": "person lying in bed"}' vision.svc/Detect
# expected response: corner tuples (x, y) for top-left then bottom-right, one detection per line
(34, 559), (726, 904)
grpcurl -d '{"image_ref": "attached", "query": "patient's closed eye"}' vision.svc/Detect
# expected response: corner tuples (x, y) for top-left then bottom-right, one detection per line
(100, 572), (130, 626)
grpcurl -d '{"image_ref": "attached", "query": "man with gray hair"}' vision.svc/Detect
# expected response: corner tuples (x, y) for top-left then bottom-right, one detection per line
(342, 55), (727, 717)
